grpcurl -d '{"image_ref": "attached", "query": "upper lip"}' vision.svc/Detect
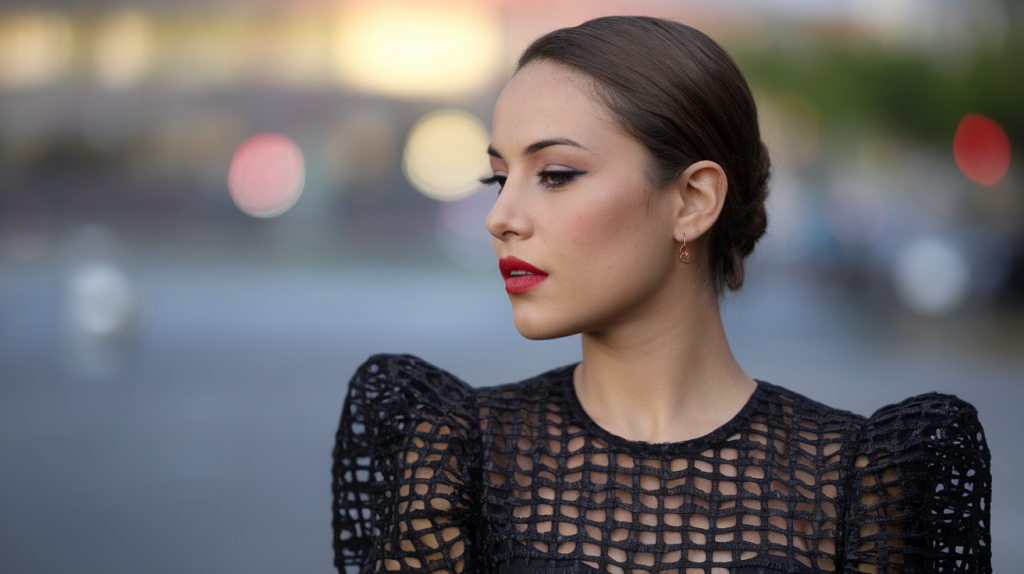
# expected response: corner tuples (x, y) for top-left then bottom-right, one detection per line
(499, 256), (548, 279)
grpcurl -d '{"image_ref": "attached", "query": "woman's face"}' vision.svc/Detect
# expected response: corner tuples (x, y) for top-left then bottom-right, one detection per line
(485, 61), (683, 340)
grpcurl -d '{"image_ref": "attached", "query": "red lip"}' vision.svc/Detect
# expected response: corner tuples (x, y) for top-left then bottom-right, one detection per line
(498, 256), (549, 294)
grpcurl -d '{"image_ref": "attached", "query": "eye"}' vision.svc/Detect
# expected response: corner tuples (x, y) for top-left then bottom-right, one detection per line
(538, 169), (586, 189)
(478, 174), (507, 191)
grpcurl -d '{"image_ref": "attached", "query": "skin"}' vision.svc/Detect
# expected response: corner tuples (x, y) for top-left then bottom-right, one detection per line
(485, 61), (756, 444)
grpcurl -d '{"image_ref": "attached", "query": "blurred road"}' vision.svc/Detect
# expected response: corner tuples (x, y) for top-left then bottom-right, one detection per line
(1, 255), (1020, 574)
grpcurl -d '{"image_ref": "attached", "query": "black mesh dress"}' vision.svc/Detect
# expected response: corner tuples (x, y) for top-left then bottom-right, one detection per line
(332, 354), (991, 574)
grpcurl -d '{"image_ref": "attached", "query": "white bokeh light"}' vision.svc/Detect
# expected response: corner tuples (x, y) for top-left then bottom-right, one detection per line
(893, 237), (971, 316)
(67, 263), (139, 337)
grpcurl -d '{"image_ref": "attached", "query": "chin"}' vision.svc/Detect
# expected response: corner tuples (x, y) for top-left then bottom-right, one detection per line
(511, 306), (583, 341)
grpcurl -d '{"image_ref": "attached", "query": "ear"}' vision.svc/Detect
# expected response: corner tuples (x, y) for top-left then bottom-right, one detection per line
(669, 160), (727, 243)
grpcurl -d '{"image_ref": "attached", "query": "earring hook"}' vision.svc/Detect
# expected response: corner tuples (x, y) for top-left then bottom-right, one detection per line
(678, 234), (692, 263)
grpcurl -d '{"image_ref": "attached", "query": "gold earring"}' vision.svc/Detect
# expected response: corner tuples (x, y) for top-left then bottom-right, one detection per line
(678, 235), (692, 263)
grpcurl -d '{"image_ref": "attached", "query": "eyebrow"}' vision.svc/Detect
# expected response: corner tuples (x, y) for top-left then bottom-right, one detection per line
(487, 138), (587, 159)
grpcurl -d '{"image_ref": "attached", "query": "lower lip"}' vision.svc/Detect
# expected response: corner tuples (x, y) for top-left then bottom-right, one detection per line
(505, 274), (547, 294)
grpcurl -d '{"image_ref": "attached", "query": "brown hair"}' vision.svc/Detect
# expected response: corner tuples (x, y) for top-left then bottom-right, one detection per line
(518, 16), (770, 292)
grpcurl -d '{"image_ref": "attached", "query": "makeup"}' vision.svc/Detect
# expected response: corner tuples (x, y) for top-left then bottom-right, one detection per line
(499, 256), (549, 294)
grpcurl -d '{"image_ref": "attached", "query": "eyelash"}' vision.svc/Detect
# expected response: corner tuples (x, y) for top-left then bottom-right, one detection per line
(478, 174), (507, 189)
(538, 169), (585, 188)
(478, 170), (586, 192)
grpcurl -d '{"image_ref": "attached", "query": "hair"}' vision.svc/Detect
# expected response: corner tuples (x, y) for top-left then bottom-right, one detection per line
(518, 16), (770, 293)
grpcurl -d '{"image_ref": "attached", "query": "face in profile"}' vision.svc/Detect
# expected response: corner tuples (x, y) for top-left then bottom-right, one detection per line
(485, 61), (686, 340)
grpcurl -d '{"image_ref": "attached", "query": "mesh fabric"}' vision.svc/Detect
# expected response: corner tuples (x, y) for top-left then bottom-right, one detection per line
(333, 355), (991, 574)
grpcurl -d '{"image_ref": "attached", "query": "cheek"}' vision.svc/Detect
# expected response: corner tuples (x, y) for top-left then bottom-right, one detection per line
(555, 185), (657, 271)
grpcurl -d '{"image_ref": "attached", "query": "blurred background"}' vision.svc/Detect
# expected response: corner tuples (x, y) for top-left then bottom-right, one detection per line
(0, 0), (1020, 572)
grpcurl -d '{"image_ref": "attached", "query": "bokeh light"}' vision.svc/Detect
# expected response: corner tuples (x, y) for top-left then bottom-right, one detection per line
(332, 3), (502, 98)
(228, 133), (306, 218)
(94, 11), (154, 90)
(953, 113), (1011, 186)
(893, 236), (971, 316)
(0, 13), (73, 89)
(67, 263), (139, 337)
(403, 109), (491, 201)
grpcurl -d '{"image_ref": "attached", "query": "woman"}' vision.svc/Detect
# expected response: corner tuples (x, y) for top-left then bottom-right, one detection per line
(333, 16), (991, 574)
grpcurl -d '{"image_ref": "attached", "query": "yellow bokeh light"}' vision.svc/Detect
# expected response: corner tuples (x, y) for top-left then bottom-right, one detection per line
(94, 11), (154, 90)
(332, 3), (503, 98)
(0, 13), (73, 89)
(403, 109), (491, 201)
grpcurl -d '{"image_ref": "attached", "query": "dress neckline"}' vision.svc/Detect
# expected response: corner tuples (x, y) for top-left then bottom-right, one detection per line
(558, 364), (765, 457)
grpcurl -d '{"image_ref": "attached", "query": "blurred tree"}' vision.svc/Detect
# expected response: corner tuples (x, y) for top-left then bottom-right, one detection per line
(734, 22), (1023, 150)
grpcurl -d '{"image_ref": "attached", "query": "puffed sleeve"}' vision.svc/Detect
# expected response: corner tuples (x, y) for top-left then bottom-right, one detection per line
(332, 354), (479, 574)
(844, 393), (991, 573)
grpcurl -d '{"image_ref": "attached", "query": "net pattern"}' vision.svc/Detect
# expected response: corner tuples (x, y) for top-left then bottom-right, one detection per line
(333, 355), (991, 574)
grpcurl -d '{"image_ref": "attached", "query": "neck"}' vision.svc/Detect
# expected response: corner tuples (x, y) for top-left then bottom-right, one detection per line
(573, 281), (755, 444)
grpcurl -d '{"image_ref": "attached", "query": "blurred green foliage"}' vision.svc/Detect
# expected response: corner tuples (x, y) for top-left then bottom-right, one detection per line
(733, 24), (1024, 149)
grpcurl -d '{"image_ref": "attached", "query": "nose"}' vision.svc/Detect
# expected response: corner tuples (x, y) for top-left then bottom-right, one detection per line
(485, 178), (531, 242)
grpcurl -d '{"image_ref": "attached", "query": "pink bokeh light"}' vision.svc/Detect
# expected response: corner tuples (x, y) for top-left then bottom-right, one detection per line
(228, 133), (305, 217)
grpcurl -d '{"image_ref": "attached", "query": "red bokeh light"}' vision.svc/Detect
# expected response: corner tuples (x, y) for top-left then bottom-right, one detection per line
(228, 133), (305, 217)
(953, 113), (1011, 186)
